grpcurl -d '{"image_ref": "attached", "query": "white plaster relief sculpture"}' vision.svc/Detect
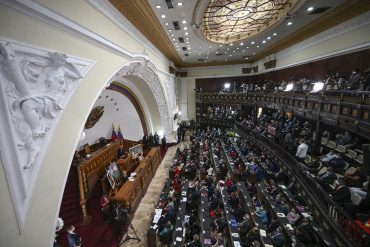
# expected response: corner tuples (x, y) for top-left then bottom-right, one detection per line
(0, 38), (95, 229)
(0, 42), (82, 169)
(114, 58), (172, 136)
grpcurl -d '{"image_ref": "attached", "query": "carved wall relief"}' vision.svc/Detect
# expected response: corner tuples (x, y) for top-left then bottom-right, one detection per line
(0, 38), (95, 229)
(113, 58), (172, 136)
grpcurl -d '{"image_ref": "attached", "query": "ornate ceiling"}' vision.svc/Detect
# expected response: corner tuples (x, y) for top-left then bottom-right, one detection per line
(109, 0), (370, 67)
(202, 0), (297, 44)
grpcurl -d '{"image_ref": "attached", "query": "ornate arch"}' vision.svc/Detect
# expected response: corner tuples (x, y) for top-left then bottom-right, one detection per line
(112, 58), (172, 136)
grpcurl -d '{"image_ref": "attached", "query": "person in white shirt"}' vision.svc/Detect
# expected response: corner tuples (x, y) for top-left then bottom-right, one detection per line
(321, 150), (338, 163)
(296, 139), (308, 163)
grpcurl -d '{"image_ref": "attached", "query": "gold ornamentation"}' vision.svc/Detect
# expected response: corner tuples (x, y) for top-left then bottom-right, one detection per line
(85, 106), (104, 129)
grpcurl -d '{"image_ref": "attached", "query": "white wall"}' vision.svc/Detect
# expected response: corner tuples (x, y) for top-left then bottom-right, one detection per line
(81, 89), (144, 147)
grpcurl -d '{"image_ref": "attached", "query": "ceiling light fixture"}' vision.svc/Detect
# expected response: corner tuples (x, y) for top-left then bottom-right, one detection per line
(184, 27), (188, 30)
(287, 21), (292, 26)
(172, 38), (176, 41)
(182, 20), (186, 24)
(170, 34), (174, 36)
(230, 43), (234, 46)
(262, 40), (266, 43)
(185, 32), (188, 35)
(156, 5), (161, 9)
(273, 32), (277, 36)
(161, 14), (166, 18)
(174, 42), (178, 44)
(246, 46), (249, 49)
(307, 6), (314, 12)
(168, 29), (172, 32)
(251, 41), (255, 45)
(178, 2), (183, 6)
(219, 44), (222, 47)
(267, 36), (271, 40)
(253, 52), (256, 55)
(230, 54), (232, 57)
(256, 45), (260, 48)
(165, 22), (169, 26)
(242, 50), (245, 52)
(240, 42), (244, 46)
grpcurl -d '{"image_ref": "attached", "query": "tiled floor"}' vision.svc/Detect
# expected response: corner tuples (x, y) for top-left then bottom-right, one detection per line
(120, 142), (188, 247)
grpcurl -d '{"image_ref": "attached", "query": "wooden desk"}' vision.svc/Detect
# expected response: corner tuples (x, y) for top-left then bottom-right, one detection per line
(109, 148), (161, 213)
(76, 140), (139, 224)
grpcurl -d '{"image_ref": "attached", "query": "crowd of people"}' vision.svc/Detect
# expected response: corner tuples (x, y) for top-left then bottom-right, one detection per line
(235, 113), (369, 237)
(206, 105), (240, 121)
(214, 68), (370, 94)
(149, 126), (367, 247)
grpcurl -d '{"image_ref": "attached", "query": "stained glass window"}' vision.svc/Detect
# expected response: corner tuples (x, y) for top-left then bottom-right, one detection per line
(202, 0), (296, 43)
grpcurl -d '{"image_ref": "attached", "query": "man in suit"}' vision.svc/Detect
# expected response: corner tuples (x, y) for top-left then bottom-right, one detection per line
(116, 143), (125, 159)
(333, 180), (351, 206)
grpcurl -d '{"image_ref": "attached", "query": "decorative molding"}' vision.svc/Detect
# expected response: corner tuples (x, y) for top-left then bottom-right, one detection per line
(85, 0), (170, 71)
(107, 0), (182, 66)
(277, 11), (370, 60)
(0, 0), (172, 78)
(250, 0), (370, 62)
(112, 58), (172, 136)
(0, 37), (95, 231)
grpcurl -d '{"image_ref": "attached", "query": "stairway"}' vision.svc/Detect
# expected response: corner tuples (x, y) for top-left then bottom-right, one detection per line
(56, 166), (118, 247)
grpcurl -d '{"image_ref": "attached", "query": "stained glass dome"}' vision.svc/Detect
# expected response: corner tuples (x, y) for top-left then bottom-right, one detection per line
(202, 0), (297, 44)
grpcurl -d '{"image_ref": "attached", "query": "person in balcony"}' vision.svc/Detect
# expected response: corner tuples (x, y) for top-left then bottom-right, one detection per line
(336, 131), (354, 146)
(326, 154), (347, 172)
(287, 208), (300, 225)
(332, 180), (351, 206)
(321, 150), (338, 163)
(348, 68), (361, 90)
(295, 139), (308, 163)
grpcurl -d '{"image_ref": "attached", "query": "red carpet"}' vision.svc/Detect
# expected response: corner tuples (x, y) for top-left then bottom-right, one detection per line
(56, 144), (175, 247)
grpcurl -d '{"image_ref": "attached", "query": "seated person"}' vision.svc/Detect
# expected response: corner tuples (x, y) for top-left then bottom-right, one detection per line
(116, 144), (125, 159)
(186, 234), (201, 247)
(344, 167), (367, 188)
(315, 167), (337, 191)
(321, 150), (338, 163)
(269, 226), (286, 247)
(350, 179), (368, 199)
(232, 204), (246, 222)
(255, 206), (268, 225)
(332, 180), (351, 206)
(326, 155), (347, 171)
(158, 221), (173, 244)
(287, 208), (300, 225)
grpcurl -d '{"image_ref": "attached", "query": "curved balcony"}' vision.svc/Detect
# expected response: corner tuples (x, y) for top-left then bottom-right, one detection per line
(196, 91), (370, 139)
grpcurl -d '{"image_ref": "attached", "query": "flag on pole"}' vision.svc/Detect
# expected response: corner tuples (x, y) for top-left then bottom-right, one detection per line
(111, 124), (117, 141)
(117, 125), (124, 140)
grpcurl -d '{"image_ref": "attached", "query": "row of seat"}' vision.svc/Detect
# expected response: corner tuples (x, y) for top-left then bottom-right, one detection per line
(231, 139), (337, 246)
(320, 137), (364, 165)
